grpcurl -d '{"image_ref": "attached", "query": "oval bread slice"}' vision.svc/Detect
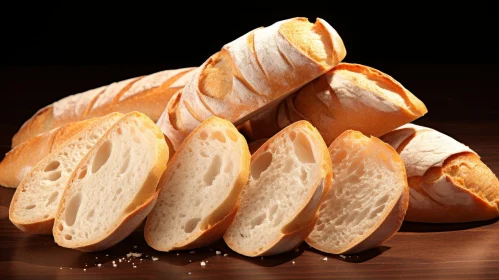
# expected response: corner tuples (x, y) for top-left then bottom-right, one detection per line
(306, 130), (408, 254)
(9, 113), (123, 234)
(224, 120), (332, 257)
(53, 111), (169, 252)
(144, 116), (250, 251)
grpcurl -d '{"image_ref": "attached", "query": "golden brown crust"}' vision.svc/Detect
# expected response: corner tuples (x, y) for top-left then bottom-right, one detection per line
(243, 63), (427, 145)
(11, 68), (196, 148)
(294, 63), (427, 145)
(405, 153), (499, 223)
(12, 106), (54, 148)
(0, 119), (96, 188)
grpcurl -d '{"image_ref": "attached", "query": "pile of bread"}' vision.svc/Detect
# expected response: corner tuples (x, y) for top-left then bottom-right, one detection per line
(2, 17), (498, 257)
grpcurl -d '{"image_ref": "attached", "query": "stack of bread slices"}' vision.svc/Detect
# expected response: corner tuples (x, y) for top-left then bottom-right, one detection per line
(1, 17), (498, 257)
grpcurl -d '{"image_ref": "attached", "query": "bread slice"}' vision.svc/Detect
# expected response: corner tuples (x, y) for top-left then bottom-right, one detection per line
(0, 118), (99, 188)
(306, 130), (408, 254)
(53, 112), (169, 252)
(8, 113), (124, 234)
(381, 123), (499, 223)
(224, 120), (332, 257)
(144, 116), (250, 251)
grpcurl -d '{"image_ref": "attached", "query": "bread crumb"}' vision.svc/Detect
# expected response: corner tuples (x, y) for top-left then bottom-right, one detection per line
(189, 251), (195, 254)
(96, 257), (98, 259)
(152, 257), (159, 261)
(261, 257), (263, 260)
(223, 254), (228, 257)
(60, 268), (62, 270)
(323, 257), (328, 261)
(119, 259), (122, 263)
(70, 268), (72, 270)
(126, 252), (142, 258)
(189, 260), (192, 262)
(200, 261), (206, 267)
(106, 254), (109, 256)
(83, 269), (86, 272)
(176, 253), (179, 256)
(113, 264), (117, 268)
(216, 251), (221, 255)
(97, 263), (102, 267)
(292, 261), (295, 265)
(133, 266), (137, 268)
(188, 272), (191, 275)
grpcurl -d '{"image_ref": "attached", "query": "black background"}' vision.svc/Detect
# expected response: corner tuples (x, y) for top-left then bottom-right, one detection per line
(1, 1), (497, 141)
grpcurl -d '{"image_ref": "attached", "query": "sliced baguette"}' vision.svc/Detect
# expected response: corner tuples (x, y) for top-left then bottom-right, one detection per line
(53, 112), (169, 252)
(381, 124), (499, 223)
(242, 63), (428, 145)
(0, 118), (100, 188)
(12, 67), (196, 148)
(9, 113), (124, 234)
(158, 17), (346, 151)
(306, 130), (408, 254)
(224, 120), (332, 257)
(145, 116), (250, 251)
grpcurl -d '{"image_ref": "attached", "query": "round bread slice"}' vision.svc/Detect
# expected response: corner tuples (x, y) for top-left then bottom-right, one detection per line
(224, 120), (333, 257)
(144, 116), (250, 251)
(306, 130), (409, 254)
(9, 113), (123, 234)
(53, 112), (169, 252)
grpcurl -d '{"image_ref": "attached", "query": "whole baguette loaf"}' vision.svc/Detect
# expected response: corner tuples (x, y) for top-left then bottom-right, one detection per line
(12, 67), (197, 148)
(381, 124), (499, 223)
(241, 63), (428, 145)
(157, 17), (346, 151)
(0, 118), (101, 188)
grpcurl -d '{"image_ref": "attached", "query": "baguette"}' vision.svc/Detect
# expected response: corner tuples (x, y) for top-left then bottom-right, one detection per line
(157, 17), (346, 151)
(53, 112), (169, 251)
(380, 124), (499, 223)
(145, 116), (250, 251)
(242, 63), (428, 145)
(12, 67), (197, 147)
(9, 113), (123, 234)
(306, 130), (408, 254)
(0, 118), (100, 188)
(224, 121), (332, 257)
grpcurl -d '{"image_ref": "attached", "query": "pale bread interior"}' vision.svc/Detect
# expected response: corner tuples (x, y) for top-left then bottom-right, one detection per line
(224, 125), (323, 255)
(10, 113), (122, 227)
(54, 114), (164, 246)
(145, 118), (247, 251)
(307, 131), (405, 253)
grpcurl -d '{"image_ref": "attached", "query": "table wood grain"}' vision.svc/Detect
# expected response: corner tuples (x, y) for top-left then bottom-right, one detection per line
(1, 120), (499, 280)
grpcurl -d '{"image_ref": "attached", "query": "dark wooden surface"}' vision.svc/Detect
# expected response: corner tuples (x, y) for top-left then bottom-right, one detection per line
(0, 120), (498, 279)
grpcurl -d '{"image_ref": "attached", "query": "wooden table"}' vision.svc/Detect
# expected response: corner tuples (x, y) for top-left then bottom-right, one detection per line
(1, 120), (499, 280)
